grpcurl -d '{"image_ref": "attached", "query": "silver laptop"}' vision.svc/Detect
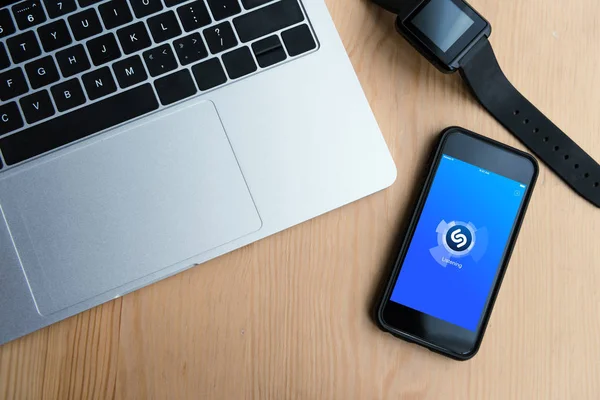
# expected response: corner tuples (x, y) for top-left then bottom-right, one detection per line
(0, 0), (396, 345)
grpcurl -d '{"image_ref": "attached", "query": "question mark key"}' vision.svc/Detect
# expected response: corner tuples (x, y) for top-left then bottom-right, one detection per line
(203, 21), (238, 53)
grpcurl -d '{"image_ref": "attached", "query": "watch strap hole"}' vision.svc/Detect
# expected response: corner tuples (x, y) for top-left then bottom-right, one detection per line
(459, 37), (600, 207)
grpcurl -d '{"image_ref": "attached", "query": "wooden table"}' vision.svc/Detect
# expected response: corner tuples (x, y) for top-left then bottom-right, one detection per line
(2, 0), (600, 398)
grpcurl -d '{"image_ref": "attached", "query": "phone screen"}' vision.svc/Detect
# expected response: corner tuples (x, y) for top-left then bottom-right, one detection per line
(380, 129), (537, 359)
(389, 154), (527, 331)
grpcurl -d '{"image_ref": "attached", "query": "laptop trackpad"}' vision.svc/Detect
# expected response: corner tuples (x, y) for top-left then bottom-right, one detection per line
(0, 101), (261, 316)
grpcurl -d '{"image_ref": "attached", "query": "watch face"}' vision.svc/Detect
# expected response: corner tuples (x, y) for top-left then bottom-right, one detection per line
(403, 0), (488, 67)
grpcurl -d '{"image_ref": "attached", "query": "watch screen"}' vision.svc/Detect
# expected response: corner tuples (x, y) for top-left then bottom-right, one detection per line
(390, 155), (527, 331)
(411, 0), (475, 52)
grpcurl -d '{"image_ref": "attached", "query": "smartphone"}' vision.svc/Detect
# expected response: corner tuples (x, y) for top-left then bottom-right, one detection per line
(376, 127), (538, 360)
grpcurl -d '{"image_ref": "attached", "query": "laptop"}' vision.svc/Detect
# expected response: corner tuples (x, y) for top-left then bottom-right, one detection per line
(0, 0), (396, 345)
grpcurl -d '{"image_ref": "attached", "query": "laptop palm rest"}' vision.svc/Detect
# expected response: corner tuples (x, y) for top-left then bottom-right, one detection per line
(0, 100), (262, 316)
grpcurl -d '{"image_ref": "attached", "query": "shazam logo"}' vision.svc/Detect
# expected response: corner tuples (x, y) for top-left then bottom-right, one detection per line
(446, 225), (473, 253)
(430, 220), (488, 268)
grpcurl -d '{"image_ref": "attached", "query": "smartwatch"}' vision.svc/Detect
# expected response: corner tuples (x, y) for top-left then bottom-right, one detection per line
(372, 0), (600, 208)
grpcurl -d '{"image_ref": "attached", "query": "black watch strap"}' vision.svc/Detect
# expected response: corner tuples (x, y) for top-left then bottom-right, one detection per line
(459, 37), (600, 208)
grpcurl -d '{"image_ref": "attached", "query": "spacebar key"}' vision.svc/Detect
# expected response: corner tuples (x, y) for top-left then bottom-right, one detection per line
(0, 84), (159, 166)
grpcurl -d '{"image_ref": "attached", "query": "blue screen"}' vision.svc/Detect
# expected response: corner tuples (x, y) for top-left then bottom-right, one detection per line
(390, 155), (526, 331)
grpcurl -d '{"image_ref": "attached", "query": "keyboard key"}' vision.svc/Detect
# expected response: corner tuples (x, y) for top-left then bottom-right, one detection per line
(25, 56), (60, 89)
(99, 0), (133, 29)
(68, 8), (102, 41)
(117, 22), (152, 54)
(142, 44), (177, 77)
(222, 46), (256, 79)
(78, 0), (103, 6)
(165, 0), (188, 6)
(154, 69), (197, 105)
(233, 0), (303, 43)
(0, 43), (10, 70)
(174, 33), (207, 65)
(147, 11), (181, 43)
(1, 84), (159, 165)
(203, 22), (237, 54)
(129, 0), (163, 18)
(82, 66), (117, 100)
(56, 44), (91, 77)
(206, 0), (241, 21)
(37, 19), (73, 52)
(0, 68), (28, 101)
(19, 89), (55, 124)
(112, 55), (147, 88)
(87, 33), (121, 66)
(7, 31), (42, 64)
(282, 24), (315, 56)
(0, 103), (24, 136)
(51, 78), (86, 111)
(43, 0), (77, 19)
(191, 57), (226, 90)
(0, 9), (17, 39)
(176, 1), (211, 32)
(252, 34), (285, 68)
(241, 0), (272, 9)
(12, 0), (47, 30)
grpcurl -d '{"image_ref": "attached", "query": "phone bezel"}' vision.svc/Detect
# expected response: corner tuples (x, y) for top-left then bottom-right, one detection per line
(376, 127), (538, 360)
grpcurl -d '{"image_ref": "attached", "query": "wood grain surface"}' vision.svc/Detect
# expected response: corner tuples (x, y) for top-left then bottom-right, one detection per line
(2, 0), (600, 398)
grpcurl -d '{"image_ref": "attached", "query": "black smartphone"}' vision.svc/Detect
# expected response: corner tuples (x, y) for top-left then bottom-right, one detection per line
(376, 127), (538, 360)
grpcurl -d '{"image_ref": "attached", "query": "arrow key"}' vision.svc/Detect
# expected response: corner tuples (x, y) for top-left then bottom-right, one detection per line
(174, 33), (208, 66)
(142, 44), (178, 77)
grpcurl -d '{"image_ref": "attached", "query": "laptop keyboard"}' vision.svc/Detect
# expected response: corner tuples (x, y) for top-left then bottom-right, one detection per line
(0, 0), (317, 168)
